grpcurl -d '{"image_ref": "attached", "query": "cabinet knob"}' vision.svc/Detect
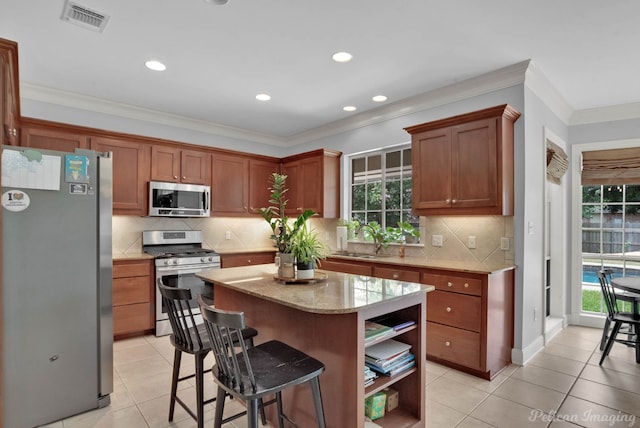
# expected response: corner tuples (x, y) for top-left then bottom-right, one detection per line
(445, 199), (451, 204)
(445, 341), (451, 347)
(447, 282), (453, 287)
(452, 199), (457, 204)
(182, 176), (186, 180)
(464, 283), (469, 288)
(446, 307), (452, 312)
(247, 259), (251, 264)
(10, 128), (17, 137)
(392, 273), (399, 279)
(173, 175), (178, 179)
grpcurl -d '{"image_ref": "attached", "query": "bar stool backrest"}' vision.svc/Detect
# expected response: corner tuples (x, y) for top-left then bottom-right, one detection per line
(598, 269), (620, 318)
(158, 279), (206, 352)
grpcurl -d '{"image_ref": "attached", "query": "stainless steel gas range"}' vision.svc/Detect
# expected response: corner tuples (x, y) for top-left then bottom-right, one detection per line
(142, 230), (220, 336)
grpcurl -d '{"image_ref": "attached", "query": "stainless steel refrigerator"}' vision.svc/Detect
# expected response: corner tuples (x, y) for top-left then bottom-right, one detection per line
(2, 146), (113, 427)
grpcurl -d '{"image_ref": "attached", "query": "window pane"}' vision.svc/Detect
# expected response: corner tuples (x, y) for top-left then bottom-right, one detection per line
(582, 229), (601, 253)
(352, 158), (366, 184)
(626, 185), (640, 202)
(386, 151), (400, 169)
(367, 212), (382, 225)
(386, 211), (400, 227)
(386, 180), (401, 209)
(624, 230), (640, 253)
(368, 182), (382, 210)
(402, 178), (412, 207)
(403, 148), (411, 166)
(602, 210), (623, 228)
(352, 184), (366, 210)
(602, 230), (623, 254)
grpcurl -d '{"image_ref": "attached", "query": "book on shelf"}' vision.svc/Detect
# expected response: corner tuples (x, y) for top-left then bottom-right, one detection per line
(372, 315), (415, 331)
(385, 358), (416, 377)
(365, 339), (411, 361)
(365, 321), (393, 343)
(366, 352), (415, 375)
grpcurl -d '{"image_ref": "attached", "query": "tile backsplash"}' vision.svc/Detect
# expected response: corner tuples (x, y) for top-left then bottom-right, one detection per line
(113, 215), (513, 265)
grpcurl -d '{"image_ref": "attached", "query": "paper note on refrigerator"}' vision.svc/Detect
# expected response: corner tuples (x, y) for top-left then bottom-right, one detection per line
(1, 149), (61, 191)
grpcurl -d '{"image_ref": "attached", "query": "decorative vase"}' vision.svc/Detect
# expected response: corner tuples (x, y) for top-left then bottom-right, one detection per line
(275, 252), (295, 279)
(296, 260), (315, 280)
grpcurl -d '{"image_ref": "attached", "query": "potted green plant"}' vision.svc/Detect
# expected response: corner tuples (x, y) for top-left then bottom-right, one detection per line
(260, 172), (316, 278)
(290, 222), (328, 279)
(361, 220), (420, 255)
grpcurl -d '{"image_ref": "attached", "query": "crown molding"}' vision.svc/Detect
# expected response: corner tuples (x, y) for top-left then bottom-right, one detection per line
(22, 60), (532, 147)
(523, 61), (574, 124)
(284, 60), (531, 146)
(570, 102), (640, 125)
(20, 82), (287, 147)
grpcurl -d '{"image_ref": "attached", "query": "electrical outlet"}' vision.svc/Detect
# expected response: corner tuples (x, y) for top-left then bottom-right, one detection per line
(500, 237), (510, 251)
(467, 236), (476, 249)
(534, 307), (539, 321)
(431, 234), (443, 247)
(225, 230), (231, 240)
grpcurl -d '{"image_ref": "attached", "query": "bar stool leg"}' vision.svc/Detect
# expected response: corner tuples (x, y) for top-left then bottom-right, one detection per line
(247, 399), (259, 428)
(275, 391), (285, 428)
(195, 353), (205, 428)
(169, 348), (182, 421)
(309, 377), (326, 428)
(213, 387), (226, 428)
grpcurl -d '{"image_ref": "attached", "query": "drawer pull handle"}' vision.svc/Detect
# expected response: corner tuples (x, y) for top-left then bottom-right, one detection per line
(445, 341), (451, 347)
(447, 282), (453, 287)
(446, 307), (452, 312)
(464, 283), (469, 288)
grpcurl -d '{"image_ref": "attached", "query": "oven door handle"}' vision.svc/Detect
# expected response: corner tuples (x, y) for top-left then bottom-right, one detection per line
(156, 265), (219, 275)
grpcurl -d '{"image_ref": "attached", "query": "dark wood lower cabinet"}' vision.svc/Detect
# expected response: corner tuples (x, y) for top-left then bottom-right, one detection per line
(113, 259), (154, 338)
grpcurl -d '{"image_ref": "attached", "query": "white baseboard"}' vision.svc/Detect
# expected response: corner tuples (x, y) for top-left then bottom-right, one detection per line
(511, 334), (545, 366)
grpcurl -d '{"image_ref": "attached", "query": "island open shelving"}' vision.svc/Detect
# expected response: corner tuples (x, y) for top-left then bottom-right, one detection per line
(198, 264), (432, 428)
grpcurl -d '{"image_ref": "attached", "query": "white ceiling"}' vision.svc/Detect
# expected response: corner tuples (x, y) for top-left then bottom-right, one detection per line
(2, 0), (640, 146)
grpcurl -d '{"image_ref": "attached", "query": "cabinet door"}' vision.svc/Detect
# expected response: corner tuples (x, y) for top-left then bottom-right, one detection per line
(181, 149), (211, 184)
(151, 145), (181, 182)
(248, 159), (280, 214)
(451, 117), (498, 209)
(412, 127), (452, 210)
(91, 137), (150, 215)
(211, 153), (249, 215)
(21, 125), (90, 152)
(0, 41), (19, 146)
(281, 160), (301, 215)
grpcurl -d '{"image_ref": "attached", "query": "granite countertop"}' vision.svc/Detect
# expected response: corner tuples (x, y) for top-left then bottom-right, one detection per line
(213, 247), (277, 255)
(327, 253), (516, 275)
(112, 252), (154, 261)
(197, 264), (433, 314)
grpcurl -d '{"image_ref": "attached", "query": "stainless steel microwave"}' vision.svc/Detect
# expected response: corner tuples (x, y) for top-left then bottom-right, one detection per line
(148, 181), (210, 217)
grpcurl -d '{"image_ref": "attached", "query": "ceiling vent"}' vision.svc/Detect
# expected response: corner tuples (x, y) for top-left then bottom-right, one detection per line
(61, 1), (110, 33)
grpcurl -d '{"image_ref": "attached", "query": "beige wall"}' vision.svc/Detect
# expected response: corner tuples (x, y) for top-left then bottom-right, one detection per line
(113, 215), (514, 265)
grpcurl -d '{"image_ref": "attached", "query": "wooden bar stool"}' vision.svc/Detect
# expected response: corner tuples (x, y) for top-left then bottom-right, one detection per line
(198, 295), (326, 428)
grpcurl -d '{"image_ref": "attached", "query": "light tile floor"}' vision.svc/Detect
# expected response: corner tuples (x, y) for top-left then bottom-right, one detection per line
(42, 326), (640, 427)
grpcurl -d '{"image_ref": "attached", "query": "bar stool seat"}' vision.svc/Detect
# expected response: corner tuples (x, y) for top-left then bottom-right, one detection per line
(198, 296), (326, 428)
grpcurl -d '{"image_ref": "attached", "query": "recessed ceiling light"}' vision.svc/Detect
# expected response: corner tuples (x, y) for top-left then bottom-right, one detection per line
(256, 93), (271, 101)
(332, 52), (353, 63)
(372, 95), (387, 102)
(343, 106), (357, 112)
(145, 60), (166, 71)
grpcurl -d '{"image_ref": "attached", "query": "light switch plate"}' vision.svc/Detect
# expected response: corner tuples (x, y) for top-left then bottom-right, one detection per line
(500, 237), (510, 251)
(225, 230), (231, 240)
(432, 234), (443, 247)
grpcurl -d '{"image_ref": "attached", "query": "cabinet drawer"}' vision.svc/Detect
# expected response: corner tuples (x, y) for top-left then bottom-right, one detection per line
(422, 272), (482, 296)
(113, 262), (151, 278)
(113, 277), (150, 305)
(427, 322), (481, 370)
(427, 290), (481, 332)
(373, 266), (420, 282)
(221, 253), (274, 268)
(320, 259), (372, 276)
(113, 303), (154, 335)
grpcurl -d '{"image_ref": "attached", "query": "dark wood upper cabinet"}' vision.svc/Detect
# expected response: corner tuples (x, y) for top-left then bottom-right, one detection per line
(211, 153), (280, 216)
(20, 120), (90, 152)
(281, 149), (341, 218)
(91, 136), (150, 216)
(151, 145), (211, 185)
(0, 38), (20, 146)
(405, 104), (520, 216)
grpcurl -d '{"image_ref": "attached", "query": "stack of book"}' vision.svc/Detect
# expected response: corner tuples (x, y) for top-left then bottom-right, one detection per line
(365, 339), (415, 377)
(364, 365), (378, 388)
(372, 315), (415, 332)
(364, 320), (394, 344)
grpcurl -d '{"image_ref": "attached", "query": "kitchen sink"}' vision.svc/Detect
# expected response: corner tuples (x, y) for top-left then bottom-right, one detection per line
(335, 252), (377, 259)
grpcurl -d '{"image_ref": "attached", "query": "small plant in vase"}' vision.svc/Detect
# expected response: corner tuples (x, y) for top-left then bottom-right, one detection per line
(259, 172), (316, 278)
(290, 222), (328, 279)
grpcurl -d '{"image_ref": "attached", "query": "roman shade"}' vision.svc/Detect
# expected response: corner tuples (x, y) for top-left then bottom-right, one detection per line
(546, 140), (568, 184)
(581, 147), (640, 185)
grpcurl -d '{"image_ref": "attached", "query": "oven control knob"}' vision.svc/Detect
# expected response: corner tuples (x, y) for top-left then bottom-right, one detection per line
(172, 259), (178, 265)
(208, 256), (213, 262)
(201, 257), (206, 262)
(164, 260), (169, 266)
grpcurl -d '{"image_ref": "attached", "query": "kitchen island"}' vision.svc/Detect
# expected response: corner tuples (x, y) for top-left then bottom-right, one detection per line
(198, 264), (434, 428)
